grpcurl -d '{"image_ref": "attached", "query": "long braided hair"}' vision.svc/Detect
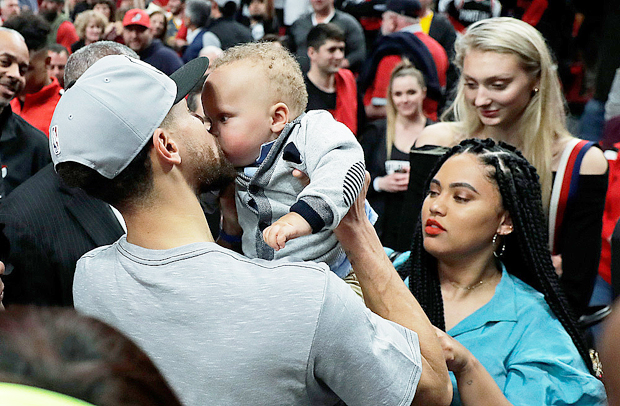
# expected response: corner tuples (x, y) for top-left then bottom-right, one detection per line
(402, 138), (595, 375)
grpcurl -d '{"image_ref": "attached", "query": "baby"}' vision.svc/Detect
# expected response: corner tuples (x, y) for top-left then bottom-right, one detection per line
(202, 42), (365, 278)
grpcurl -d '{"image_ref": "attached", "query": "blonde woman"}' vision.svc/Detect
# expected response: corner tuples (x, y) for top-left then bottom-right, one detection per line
(404, 17), (608, 316)
(71, 10), (108, 53)
(361, 60), (432, 248)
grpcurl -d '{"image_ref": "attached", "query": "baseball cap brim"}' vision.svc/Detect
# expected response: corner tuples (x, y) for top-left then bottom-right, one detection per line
(171, 56), (209, 104)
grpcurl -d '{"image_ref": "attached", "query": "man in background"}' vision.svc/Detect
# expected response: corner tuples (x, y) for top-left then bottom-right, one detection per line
(305, 23), (360, 135)
(123, 8), (183, 75)
(38, 0), (78, 52)
(47, 43), (68, 88)
(5, 14), (62, 136)
(0, 28), (49, 200)
(0, 41), (133, 307)
(288, 0), (366, 73)
(0, 0), (20, 24)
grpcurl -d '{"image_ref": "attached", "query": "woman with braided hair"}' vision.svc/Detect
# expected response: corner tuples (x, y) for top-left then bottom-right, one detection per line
(402, 138), (606, 405)
(400, 17), (608, 318)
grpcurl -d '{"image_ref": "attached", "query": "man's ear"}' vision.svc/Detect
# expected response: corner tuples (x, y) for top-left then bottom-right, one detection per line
(307, 46), (316, 60)
(270, 102), (289, 133)
(497, 212), (513, 236)
(44, 55), (51, 69)
(153, 128), (182, 166)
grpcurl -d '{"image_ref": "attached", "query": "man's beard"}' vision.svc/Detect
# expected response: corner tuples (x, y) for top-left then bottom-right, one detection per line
(191, 142), (237, 194)
(40, 10), (57, 22)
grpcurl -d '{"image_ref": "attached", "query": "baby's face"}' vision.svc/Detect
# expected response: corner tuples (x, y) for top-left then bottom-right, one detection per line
(202, 61), (275, 167)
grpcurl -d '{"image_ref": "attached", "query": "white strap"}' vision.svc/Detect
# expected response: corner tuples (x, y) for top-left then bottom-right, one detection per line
(548, 138), (581, 251)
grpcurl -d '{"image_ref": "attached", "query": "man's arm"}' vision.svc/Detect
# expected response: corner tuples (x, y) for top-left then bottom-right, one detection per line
(334, 174), (452, 406)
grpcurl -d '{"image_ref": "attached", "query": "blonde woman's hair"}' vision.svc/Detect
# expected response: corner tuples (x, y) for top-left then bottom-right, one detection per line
(210, 42), (308, 119)
(74, 10), (108, 40)
(444, 17), (571, 209)
(385, 59), (426, 159)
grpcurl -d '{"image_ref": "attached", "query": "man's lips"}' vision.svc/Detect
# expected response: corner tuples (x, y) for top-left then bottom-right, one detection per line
(425, 218), (445, 235)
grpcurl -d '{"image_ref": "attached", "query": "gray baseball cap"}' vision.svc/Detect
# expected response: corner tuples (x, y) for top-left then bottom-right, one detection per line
(49, 55), (209, 179)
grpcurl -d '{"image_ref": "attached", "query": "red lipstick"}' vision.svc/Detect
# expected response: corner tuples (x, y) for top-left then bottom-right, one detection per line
(425, 219), (445, 235)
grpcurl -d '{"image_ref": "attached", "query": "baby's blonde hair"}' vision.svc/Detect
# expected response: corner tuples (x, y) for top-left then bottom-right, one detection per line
(211, 42), (308, 119)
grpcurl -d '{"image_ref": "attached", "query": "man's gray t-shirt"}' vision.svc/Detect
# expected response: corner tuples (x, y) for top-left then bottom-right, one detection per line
(73, 237), (421, 406)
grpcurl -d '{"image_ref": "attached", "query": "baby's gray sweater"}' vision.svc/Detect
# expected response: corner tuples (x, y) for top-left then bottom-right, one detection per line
(235, 110), (365, 268)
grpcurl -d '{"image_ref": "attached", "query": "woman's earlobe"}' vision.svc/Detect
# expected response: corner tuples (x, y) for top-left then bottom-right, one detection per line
(498, 213), (514, 235)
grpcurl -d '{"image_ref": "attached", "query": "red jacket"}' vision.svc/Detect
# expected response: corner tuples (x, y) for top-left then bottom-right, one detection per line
(10, 76), (63, 137)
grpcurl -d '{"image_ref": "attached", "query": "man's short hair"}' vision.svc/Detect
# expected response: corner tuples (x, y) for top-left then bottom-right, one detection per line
(307, 23), (345, 51)
(211, 42), (308, 118)
(64, 41), (138, 88)
(3, 12), (51, 53)
(47, 42), (68, 55)
(56, 144), (155, 210)
(185, 0), (210, 28)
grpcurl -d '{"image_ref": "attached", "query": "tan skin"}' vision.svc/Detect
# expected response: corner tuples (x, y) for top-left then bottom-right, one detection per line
(422, 153), (514, 405)
(417, 50), (608, 274)
(417, 51), (607, 176)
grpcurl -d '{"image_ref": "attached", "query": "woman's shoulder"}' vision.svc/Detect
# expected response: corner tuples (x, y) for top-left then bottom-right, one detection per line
(553, 136), (608, 175)
(506, 274), (549, 315)
(416, 122), (459, 147)
(580, 145), (608, 175)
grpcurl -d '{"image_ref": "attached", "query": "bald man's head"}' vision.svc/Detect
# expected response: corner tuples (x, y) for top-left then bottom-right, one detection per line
(0, 28), (29, 109)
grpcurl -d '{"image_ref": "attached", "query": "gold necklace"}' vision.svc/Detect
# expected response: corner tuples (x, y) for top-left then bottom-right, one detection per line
(447, 272), (498, 291)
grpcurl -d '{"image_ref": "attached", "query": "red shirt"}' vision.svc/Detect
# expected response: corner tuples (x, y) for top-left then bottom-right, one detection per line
(10, 76), (63, 137)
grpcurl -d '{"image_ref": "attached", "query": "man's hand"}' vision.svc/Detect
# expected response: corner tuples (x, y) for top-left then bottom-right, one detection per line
(433, 327), (473, 377)
(263, 212), (312, 250)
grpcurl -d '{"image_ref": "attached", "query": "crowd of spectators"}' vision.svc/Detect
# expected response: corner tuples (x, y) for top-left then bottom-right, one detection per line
(0, 0), (618, 404)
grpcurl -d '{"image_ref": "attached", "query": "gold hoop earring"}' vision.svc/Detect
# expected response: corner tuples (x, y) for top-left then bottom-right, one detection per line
(493, 233), (506, 258)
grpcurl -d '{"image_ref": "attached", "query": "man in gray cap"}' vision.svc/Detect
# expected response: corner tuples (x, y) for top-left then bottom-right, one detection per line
(50, 55), (451, 406)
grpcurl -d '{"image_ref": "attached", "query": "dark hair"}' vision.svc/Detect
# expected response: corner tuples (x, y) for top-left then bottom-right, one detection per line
(218, 0), (237, 18)
(3, 12), (51, 52)
(185, 0), (211, 28)
(0, 306), (182, 405)
(94, 0), (116, 22)
(56, 142), (154, 211)
(402, 138), (595, 375)
(47, 42), (69, 55)
(306, 23), (345, 51)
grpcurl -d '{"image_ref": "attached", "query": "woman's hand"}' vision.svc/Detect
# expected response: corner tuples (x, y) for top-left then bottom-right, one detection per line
(377, 169), (410, 193)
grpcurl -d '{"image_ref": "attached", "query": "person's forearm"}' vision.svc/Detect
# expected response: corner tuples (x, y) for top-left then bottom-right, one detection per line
(364, 104), (386, 120)
(335, 215), (451, 405)
(455, 357), (512, 406)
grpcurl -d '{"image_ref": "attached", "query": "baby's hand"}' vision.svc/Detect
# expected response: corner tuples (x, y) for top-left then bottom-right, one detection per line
(263, 212), (312, 250)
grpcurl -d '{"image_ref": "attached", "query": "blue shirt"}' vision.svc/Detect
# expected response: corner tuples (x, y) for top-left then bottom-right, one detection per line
(448, 267), (606, 405)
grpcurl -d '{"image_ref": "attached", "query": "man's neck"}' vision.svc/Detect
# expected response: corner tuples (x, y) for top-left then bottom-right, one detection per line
(313, 7), (334, 23)
(123, 182), (215, 250)
(307, 67), (336, 93)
